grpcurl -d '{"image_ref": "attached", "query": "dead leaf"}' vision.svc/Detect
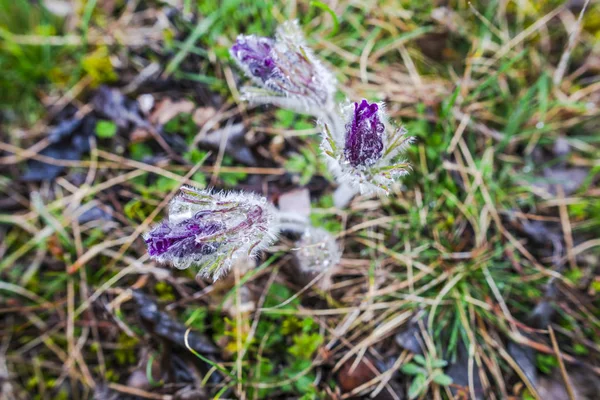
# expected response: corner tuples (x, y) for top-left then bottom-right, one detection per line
(130, 127), (152, 142)
(337, 356), (379, 393)
(278, 188), (311, 218)
(43, 0), (72, 17)
(137, 94), (155, 115)
(431, 7), (463, 33)
(197, 123), (257, 165)
(530, 167), (589, 197)
(92, 86), (146, 128)
(192, 107), (217, 126)
(221, 285), (255, 317)
(333, 181), (358, 209)
(269, 135), (286, 164)
(150, 98), (195, 126)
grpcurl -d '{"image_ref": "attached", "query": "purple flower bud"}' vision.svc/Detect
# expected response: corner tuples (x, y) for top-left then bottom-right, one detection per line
(319, 100), (413, 195)
(231, 21), (336, 114)
(344, 100), (385, 168)
(145, 214), (224, 259)
(230, 36), (276, 83)
(144, 186), (278, 280)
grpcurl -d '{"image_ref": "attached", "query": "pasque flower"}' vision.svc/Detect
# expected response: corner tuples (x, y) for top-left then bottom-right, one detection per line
(232, 22), (413, 197)
(320, 99), (413, 195)
(230, 20), (336, 116)
(144, 186), (278, 280)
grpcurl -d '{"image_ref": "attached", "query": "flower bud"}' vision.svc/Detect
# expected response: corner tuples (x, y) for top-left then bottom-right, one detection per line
(145, 186), (278, 280)
(344, 100), (385, 168)
(295, 227), (340, 273)
(231, 20), (336, 115)
(320, 100), (413, 195)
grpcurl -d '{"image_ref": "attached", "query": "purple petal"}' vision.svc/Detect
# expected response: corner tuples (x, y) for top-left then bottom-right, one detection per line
(344, 100), (385, 167)
(145, 212), (225, 258)
(231, 35), (276, 82)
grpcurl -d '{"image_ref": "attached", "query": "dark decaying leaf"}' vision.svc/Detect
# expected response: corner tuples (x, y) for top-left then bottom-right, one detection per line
(197, 122), (257, 165)
(337, 356), (379, 393)
(520, 219), (564, 263)
(508, 340), (538, 388)
(529, 283), (559, 329)
(507, 283), (560, 395)
(531, 167), (589, 196)
(394, 317), (425, 355)
(173, 387), (208, 400)
(47, 117), (83, 143)
(92, 85), (147, 128)
(552, 136), (570, 157)
(22, 116), (96, 181)
(77, 206), (113, 224)
(444, 342), (484, 399)
(536, 367), (600, 400)
(92, 384), (120, 400)
(132, 290), (218, 355)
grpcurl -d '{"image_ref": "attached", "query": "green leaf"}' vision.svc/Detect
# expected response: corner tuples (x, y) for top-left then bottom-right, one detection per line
(264, 283), (296, 309)
(408, 374), (426, 399)
(184, 149), (209, 164)
(401, 363), (425, 376)
(191, 172), (207, 187)
(164, 13), (217, 76)
(432, 372), (453, 386)
(430, 359), (448, 368)
(153, 176), (179, 193)
(536, 353), (558, 375)
(293, 373), (315, 393)
(413, 354), (426, 365)
(573, 343), (588, 356)
(310, 1), (339, 36)
(274, 109), (296, 128)
(129, 143), (152, 160)
(95, 120), (117, 138)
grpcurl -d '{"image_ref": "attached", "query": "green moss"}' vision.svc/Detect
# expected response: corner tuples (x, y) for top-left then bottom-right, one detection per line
(82, 47), (117, 86)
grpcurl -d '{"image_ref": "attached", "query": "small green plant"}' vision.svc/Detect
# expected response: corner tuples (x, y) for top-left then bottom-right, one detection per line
(286, 141), (330, 185)
(401, 354), (453, 399)
(95, 120), (118, 138)
(535, 353), (559, 375)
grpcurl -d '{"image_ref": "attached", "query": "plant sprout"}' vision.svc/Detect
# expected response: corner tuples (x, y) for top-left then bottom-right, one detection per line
(401, 354), (453, 399)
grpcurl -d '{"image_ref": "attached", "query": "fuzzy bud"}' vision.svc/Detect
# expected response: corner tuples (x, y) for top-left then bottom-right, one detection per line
(144, 186), (278, 280)
(345, 100), (385, 167)
(295, 227), (340, 273)
(231, 20), (336, 115)
(320, 100), (413, 195)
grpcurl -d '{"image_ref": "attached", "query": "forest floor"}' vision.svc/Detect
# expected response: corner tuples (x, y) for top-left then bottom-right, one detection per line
(1, 1), (600, 399)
